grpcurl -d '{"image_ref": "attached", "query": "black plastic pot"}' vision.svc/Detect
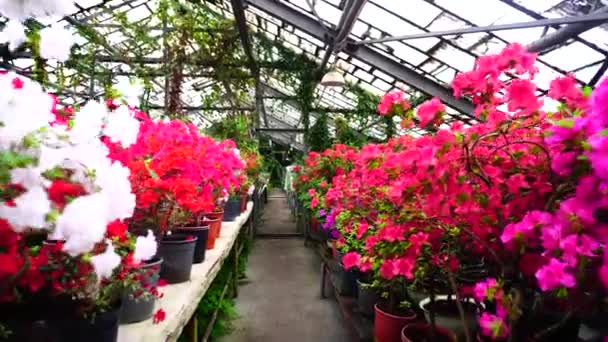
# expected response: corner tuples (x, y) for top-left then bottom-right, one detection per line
(48, 302), (122, 342)
(120, 257), (163, 324)
(356, 280), (378, 318)
(176, 226), (209, 263)
(223, 198), (241, 221)
(335, 263), (357, 297)
(158, 233), (197, 284)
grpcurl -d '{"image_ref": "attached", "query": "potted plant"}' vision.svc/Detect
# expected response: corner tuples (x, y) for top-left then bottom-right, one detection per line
(0, 73), (142, 341)
(112, 119), (214, 283)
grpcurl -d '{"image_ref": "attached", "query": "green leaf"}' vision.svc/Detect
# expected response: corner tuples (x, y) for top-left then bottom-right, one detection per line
(583, 85), (593, 98)
(144, 159), (159, 179)
(555, 118), (574, 128)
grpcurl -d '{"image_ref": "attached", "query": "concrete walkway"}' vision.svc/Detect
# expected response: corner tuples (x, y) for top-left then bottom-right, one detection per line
(219, 189), (350, 342)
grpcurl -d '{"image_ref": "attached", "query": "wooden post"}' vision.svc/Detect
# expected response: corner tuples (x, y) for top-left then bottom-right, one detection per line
(186, 314), (198, 342)
(233, 239), (239, 298)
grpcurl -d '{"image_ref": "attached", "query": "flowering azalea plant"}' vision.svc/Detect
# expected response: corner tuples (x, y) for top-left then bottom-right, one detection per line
(0, 70), (163, 330)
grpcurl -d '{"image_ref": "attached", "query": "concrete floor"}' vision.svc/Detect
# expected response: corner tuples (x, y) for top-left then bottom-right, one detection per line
(219, 190), (350, 342)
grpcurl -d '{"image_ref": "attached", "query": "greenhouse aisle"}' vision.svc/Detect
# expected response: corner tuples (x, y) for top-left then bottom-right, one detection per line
(219, 189), (350, 342)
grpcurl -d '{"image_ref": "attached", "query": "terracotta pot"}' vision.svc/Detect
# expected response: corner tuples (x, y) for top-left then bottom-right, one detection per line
(202, 217), (221, 249)
(401, 322), (456, 342)
(374, 303), (418, 342)
(240, 193), (248, 213)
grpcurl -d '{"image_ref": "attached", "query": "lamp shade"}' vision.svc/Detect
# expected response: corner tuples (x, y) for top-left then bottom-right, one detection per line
(320, 70), (345, 87)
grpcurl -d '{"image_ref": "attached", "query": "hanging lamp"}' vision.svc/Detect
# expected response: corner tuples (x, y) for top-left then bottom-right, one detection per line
(320, 68), (345, 87)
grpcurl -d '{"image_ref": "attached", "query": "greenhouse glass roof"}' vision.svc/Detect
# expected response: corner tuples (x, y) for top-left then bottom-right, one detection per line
(1, 0), (608, 150)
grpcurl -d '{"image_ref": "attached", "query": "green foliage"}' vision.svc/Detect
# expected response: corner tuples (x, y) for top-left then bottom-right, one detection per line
(307, 113), (332, 152)
(335, 117), (367, 147)
(207, 115), (249, 141)
(178, 234), (253, 342)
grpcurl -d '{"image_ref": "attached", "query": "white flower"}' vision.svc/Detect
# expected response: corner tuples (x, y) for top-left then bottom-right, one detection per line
(96, 162), (135, 221)
(133, 230), (157, 263)
(0, 0), (75, 20)
(0, 186), (51, 232)
(247, 185), (255, 195)
(69, 100), (107, 144)
(56, 193), (109, 256)
(103, 105), (140, 148)
(91, 240), (121, 279)
(114, 78), (143, 107)
(38, 25), (75, 62)
(0, 73), (54, 147)
(0, 20), (26, 50)
(11, 167), (47, 189)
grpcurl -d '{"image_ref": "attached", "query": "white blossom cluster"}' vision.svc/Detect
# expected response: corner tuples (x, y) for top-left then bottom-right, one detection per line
(0, 0), (76, 62)
(0, 71), (142, 278)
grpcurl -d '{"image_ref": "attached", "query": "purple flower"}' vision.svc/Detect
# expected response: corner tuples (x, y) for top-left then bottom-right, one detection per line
(318, 209), (327, 217)
(591, 77), (608, 127)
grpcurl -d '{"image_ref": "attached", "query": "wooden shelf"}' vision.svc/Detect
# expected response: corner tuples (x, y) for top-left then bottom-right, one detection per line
(117, 202), (254, 342)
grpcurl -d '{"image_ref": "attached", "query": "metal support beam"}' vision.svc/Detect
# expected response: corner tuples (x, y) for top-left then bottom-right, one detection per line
(230, 0), (269, 127)
(499, 0), (607, 56)
(355, 11), (608, 45)
(245, 0), (474, 116)
(147, 105), (255, 111)
(256, 128), (307, 133)
(526, 7), (608, 53)
(318, 0), (368, 71)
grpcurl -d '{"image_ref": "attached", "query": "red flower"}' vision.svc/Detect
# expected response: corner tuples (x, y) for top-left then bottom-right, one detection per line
(153, 308), (166, 324)
(48, 181), (86, 209)
(106, 220), (128, 241)
(158, 278), (168, 287)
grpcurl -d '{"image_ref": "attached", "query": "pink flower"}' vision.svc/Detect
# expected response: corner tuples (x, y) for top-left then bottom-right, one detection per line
(416, 98), (445, 128)
(506, 79), (542, 114)
(356, 222), (369, 239)
(310, 197), (319, 209)
(342, 252), (360, 270)
(379, 259), (397, 279)
(308, 188), (316, 197)
(378, 91), (410, 116)
(409, 232), (429, 254)
(549, 75), (585, 109)
(394, 257), (415, 279)
(551, 152), (577, 176)
(535, 258), (576, 291)
(378, 225), (404, 242)
(479, 312), (509, 339)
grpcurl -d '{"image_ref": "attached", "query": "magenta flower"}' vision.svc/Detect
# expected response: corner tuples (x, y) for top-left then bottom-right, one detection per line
(551, 151), (577, 176)
(342, 252), (361, 270)
(473, 278), (498, 302)
(479, 312), (509, 340)
(535, 258), (576, 291)
(590, 77), (608, 126)
(588, 135), (608, 182)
